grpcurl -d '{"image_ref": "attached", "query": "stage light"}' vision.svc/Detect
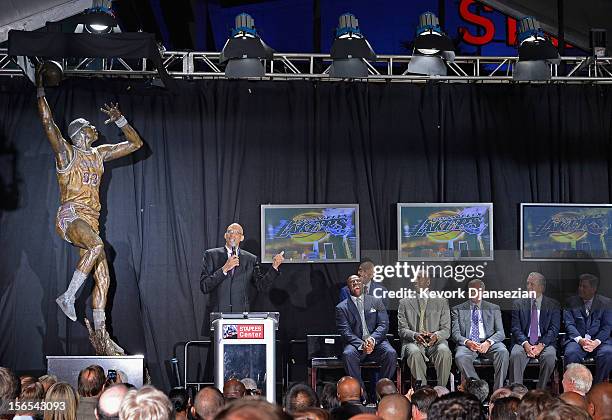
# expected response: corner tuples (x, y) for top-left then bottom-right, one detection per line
(219, 13), (274, 78)
(329, 13), (376, 78)
(513, 16), (560, 81)
(407, 12), (455, 76)
(75, 0), (120, 34)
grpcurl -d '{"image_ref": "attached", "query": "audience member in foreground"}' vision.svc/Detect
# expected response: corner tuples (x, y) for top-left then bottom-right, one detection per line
(428, 392), (484, 420)
(0, 367), (20, 420)
(44, 382), (78, 420)
(283, 383), (319, 414)
(375, 378), (397, 404)
(466, 378), (490, 404)
(191, 387), (224, 420)
(586, 382), (612, 420)
(223, 379), (247, 401)
(77, 365), (106, 420)
(96, 384), (129, 420)
(330, 376), (372, 420)
(535, 402), (591, 420)
(215, 397), (291, 420)
(516, 390), (560, 420)
(292, 407), (331, 420)
(559, 391), (588, 411)
(119, 385), (172, 420)
(562, 363), (593, 396)
(411, 387), (437, 420)
(490, 396), (520, 420)
(376, 394), (410, 420)
(168, 387), (189, 420)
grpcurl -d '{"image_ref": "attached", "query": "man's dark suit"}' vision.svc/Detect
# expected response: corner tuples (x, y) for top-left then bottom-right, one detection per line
(563, 294), (612, 383)
(200, 247), (279, 313)
(509, 296), (560, 388)
(339, 282), (389, 308)
(330, 401), (374, 420)
(335, 294), (397, 388)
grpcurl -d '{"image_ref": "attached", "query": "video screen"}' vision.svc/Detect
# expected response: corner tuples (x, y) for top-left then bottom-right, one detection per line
(521, 203), (612, 261)
(261, 204), (359, 263)
(397, 203), (494, 261)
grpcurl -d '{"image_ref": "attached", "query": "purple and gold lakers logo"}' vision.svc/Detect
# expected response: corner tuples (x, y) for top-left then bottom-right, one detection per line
(276, 210), (353, 244)
(535, 211), (608, 244)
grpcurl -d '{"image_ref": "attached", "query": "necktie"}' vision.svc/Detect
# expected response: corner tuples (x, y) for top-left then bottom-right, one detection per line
(364, 284), (369, 295)
(470, 305), (480, 343)
(529, 299), (538, 345)
(418, 299), (426, 332)
(356, 297), (370, 340)
(585, 301), (591, 317)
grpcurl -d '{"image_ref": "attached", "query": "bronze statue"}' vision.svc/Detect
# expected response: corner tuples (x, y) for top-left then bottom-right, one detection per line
(36, 66), (143, 355)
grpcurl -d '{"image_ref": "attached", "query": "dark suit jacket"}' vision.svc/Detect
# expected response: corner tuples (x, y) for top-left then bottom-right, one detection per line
(335, 294), (389, 349)
(339, 281), (389, 308)
(200, 247), (279, 313)
(563, 294), (612, 345)
(330, 401), (373, 420)
(451, 300), (505, 346)
(511, 296), (561, 347)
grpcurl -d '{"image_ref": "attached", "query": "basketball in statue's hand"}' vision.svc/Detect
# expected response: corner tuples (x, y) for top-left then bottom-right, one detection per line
(41, 61), (63, 87)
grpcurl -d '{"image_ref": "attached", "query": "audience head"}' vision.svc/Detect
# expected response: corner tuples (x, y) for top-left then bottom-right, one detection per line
(292, 407), (330, 420)
(516, 390), (560, 420)
(562, 364), (593, 396)
(44, 382), (78, 420)
(586, 382), (612, 420)
(490, 397), (520, 420)
(240, 378), (260, 396)
(0, 367), (20, 419)
(215, 397), (291, 420)
(428, 392), (484, 420)
(17, 380), (45, 416)
(377, 394), (410, 420)
(223, 378), (247, 400)
(96, 383), (129, 420)
(39, 374), (58, 393)
(350, 415), (384, 420)
(466, 378), (489, 404)
(411, 387), (437, 420)
(168, 387), (189, 418)
(192, 386), (224, 420)
(489, 388), (513, 417)
(434, 386), (450, 397)
(283, 383), (318, 413)
(508, 383), (529, 399)
(578, 274), (599, 301)
(78, 364), (106, 397)
(320, 382), (339, 410)
(336, 376), (361, 403)
(535, 403), (591, 420)
(559, 392), (588, 411)
(376, 378), (398, 403)
(119, 385), (173, 420)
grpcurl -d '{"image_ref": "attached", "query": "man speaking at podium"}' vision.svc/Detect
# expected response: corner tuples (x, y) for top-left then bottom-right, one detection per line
(200, 223), (284, 313)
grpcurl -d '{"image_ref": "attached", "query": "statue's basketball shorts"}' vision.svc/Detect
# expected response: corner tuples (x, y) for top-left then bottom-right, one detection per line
(55, 201), (100, 243)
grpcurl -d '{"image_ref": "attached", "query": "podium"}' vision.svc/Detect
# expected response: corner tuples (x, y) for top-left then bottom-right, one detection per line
(211, 312), (279, 402)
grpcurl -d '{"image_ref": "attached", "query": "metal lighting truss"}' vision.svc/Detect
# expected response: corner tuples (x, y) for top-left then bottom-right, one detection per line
(0, 48), (611, 82)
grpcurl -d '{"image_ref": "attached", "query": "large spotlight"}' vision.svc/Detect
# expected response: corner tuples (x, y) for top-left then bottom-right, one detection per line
(329, 13), (376, 78)
(513, 16), (560, 81)
(407, 12), (455, 76)
(219, 13), (274, 78)
(75, 0), (120, 34)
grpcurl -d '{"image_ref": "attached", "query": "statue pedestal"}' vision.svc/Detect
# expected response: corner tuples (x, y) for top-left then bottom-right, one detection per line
(46, 355), (144, 389)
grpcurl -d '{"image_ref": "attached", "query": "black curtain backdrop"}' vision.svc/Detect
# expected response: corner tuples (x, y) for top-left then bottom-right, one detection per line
(1, 78), (611, 389)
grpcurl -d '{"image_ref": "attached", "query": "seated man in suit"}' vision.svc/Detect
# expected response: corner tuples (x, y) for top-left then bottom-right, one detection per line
(509, 272), (561, 388)
(336, 275), (397, 392)
(398, 273), (452, 386)
(564, 273), (612, 384)
(339, 260), (388, 307)
(451, 279), (509, 390)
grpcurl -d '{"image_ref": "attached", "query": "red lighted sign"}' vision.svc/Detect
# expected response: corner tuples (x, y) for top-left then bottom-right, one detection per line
(231, 324), (264, 339)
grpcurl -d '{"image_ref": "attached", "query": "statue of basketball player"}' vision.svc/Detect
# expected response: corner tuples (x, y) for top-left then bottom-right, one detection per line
(36, 66), (143, 355)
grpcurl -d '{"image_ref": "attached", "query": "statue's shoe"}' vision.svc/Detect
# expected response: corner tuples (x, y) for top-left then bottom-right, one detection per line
(55, 293), (76, 321)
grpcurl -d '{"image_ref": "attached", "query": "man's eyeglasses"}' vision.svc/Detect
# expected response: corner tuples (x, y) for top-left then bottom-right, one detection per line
(226, 230), (243, 235)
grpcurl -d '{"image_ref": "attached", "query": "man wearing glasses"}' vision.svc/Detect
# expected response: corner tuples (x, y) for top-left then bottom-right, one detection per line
(200, 223), (284, 313)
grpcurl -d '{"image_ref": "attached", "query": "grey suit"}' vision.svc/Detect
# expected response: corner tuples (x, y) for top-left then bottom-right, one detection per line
(398, 295), (452, 386)
(451, 300), (509, 390)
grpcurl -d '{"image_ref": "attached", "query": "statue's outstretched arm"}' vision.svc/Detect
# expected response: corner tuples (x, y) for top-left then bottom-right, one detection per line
(97, 103), (143, 162)
(36, 67), (73, 168)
